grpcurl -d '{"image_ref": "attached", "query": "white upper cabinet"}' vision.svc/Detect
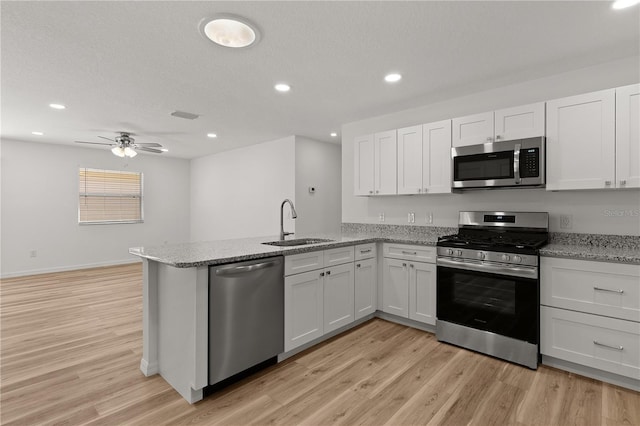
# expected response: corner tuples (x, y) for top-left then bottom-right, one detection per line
(397, 120), (452, 195)
(422, 120), (452, 194)
(616, 83), (640, 189)
(452, 111), (494, 147)
(353, 134), (375, 196)
(494, 102), (545, 142)
(374, 130), (398, 195)
(397, 125), (424, 195)
(546, 89), (616, 190)
(452, 102), (545, 147)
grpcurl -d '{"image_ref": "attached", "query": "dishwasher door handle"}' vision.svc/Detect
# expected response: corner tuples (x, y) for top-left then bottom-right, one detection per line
(215, 261), (277, 276)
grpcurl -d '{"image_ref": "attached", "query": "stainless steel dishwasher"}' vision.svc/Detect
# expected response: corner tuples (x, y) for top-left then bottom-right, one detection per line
(208, 256), (284, 386)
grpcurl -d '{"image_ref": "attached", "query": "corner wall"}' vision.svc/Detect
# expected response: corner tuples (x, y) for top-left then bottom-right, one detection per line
(0, 139), (191, 277)
(341, 56), (640, 235)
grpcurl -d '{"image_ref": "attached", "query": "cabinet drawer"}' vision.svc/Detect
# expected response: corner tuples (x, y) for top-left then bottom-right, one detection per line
(541, 306), (640, 380)
(285, 251), (324, 276)
(541, 257), (640, 322)
(355, 243), (376, 261)
(324, 246), (355, 267)
(383, 243), (435, 263)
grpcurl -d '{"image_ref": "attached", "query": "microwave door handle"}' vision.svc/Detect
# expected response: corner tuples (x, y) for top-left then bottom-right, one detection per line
(513, 143), (521, 184)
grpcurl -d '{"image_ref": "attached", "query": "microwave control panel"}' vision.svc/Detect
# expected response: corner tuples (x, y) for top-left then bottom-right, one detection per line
(520, 148), (539, 178)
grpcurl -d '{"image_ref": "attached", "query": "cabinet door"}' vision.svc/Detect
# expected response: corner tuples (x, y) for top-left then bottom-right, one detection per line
(397, 125), (424, 195)
(546, 89), (615, 190)
(323, 263), (355, 334)
(355, 257), (377, 320)
(408, 261), (437, 325)
(452, 111), (494, 147)
(285, 270), (323, 352)
(382, 258), (409, 318)
(354, 134), (375, 196)
(616, 83), (640, 189)
(494, 102), (545, 141)
(374, 130), (397, 195)
(423, 119), (452, 194)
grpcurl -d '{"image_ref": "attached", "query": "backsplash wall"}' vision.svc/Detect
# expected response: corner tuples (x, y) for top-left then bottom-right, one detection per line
(341, 56), (640, 236)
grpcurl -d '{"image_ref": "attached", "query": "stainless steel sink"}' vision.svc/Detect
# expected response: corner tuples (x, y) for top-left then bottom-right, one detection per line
(262, 238), (334, 247)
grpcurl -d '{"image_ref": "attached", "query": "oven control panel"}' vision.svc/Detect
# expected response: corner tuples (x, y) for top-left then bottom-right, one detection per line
(437, 247), (538, 267)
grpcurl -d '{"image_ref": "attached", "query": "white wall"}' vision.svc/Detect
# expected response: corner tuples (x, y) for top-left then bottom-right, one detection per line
(341, 56), (640, 235)
(294, 137), (341, 236)
(190, 136), (296, 241)
(0, 139), (191, 277)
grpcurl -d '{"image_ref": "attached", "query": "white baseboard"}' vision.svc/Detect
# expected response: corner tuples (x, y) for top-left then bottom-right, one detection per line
(0, 258), (142, 279)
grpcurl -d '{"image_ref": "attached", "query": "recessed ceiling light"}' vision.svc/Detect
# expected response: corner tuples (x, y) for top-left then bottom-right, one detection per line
(32, 131), (44, 136)
(207, 133), (217, 138)
(384, 73), (402, 83)
(612, 0), (640, 9)
(275, 83), (291, 93)
(201, 15), (259, 48)
(160, 148), (169, 152)
(330, 132), (338, 137)
(49, 103), (66, 110)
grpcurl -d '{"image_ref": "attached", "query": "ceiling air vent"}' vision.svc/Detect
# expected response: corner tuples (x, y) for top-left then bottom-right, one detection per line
(170, 110), (200, 120)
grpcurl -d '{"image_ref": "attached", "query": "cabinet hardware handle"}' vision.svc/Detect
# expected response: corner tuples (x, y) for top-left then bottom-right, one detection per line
(410, 264), (414, 268)
(402, 263), (407, 267)
(369, 190), (373, 194)
(496, 135), (502, 140)
(620, 180), (627, 186)
(375, 190), (380, 194)
(356, 264), (361, 268)
(417, 188), (422, 193)
(605, 181), (612, 186)
(593, 341), (623, 351)
(402, 251), (417, 255)
(360, 249), (371, 254)
(593, 287), (624, 294)
(320, 272), (325, 277)
(326, 270), (331, 275)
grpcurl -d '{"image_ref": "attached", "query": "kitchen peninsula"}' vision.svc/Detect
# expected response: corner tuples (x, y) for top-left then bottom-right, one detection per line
(130, 227), (640, 402)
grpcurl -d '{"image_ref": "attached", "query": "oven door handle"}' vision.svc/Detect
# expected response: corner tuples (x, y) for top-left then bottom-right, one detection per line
(436, 257), (537, 279)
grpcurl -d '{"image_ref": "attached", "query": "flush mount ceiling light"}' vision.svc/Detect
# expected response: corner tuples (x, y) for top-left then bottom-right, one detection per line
(49, 103), (66, 110)
(274, 83), (291, 92)
(384, 73), (402, 83)
(612, 0), (640, 9)
(201, 15), (259, 48)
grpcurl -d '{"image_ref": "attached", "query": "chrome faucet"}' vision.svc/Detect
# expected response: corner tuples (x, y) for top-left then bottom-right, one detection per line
(280, 199), (298, 240)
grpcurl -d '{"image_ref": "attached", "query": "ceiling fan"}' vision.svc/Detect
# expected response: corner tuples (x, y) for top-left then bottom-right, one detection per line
(75, 132), (165, 158)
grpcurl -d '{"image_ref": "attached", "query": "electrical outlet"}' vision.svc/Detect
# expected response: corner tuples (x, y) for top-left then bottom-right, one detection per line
(378, 212), (385, 222)
(29, 250), (37, 258)
(560, 214), (573, 230)
(426, 212), (433, 224)
(408, 212), (415, 223)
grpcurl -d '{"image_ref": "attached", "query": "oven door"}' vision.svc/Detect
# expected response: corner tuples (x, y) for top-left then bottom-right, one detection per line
(436, 260), (538, 344)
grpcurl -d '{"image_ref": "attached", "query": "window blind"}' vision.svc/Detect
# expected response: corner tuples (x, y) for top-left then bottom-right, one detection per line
(78, 168), (143, 224)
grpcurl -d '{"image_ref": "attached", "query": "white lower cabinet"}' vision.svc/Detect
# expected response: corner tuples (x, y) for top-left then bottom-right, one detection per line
(323, 263), (355, 334)
(540, 257), (640, 381)
(355, 257), (377, 320)
(409, 261), (437, 325)
(382, 244), (436, 325)
(284, 270), (324, 352)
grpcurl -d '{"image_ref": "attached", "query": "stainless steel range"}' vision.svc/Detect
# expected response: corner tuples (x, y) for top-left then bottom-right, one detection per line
(436, 211), (549, 369)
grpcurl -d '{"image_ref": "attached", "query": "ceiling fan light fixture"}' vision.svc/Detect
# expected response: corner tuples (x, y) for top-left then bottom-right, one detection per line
(111, 146), (126, 157)
(201, 15), (259, 48)
(124, 147), (137, 158)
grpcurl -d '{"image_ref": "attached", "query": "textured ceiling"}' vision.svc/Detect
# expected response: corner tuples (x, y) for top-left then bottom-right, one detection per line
(2, 1), (639, 159)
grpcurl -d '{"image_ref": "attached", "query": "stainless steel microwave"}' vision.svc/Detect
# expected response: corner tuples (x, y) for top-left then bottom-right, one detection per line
(451, 137), (545, 191)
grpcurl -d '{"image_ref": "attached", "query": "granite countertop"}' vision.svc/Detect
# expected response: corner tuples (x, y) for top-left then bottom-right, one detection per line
(129, 224), (640, 267)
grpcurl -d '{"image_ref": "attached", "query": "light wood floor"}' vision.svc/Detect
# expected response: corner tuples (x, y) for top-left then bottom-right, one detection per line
(1, 264), (638, 426)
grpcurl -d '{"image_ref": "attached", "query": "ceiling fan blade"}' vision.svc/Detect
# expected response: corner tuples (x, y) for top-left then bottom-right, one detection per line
(75, 141), (114, 146)
(98, 136), (116, 142)
(134, 142), (163, 147)
(137, 147), (164, 154)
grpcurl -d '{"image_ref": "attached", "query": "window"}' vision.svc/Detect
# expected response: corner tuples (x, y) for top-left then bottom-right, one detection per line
(78, 168), (143, 224)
